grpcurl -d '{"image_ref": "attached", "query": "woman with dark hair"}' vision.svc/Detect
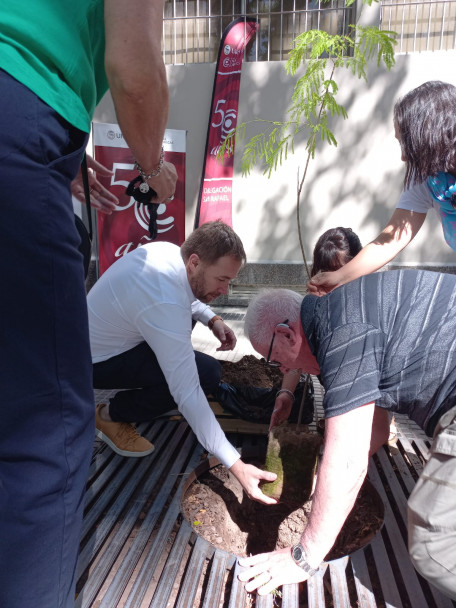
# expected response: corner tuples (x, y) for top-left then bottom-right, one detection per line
(311, 227), (362, 277)
(308, 81), (456, 295)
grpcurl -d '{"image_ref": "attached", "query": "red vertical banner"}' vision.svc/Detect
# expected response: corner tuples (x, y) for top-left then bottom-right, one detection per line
(93, 124), (186, 275)
(195, 17), (259, 228)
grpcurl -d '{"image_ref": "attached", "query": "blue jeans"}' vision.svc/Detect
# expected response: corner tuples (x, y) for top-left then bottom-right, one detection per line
(0, 69), (94, 608)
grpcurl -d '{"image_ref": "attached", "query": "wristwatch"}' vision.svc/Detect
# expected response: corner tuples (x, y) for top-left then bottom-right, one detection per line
(291, 543), (319, 576)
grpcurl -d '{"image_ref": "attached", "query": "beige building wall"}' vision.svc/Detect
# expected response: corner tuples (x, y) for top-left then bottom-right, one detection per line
(94, 50), (456, 269)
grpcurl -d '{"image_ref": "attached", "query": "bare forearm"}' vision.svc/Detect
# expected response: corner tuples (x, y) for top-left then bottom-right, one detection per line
(107, 65), (169, 170)
(299, 405), (375, 567)
(269, 369), (302, 429)
(329, 237), (407, 287)
(369, 406), (390, 455)
(281, 369), (302, 393)
(104, 0), (169, 170)
(308, 209), (426, 295)
(300, 447), (368, 566)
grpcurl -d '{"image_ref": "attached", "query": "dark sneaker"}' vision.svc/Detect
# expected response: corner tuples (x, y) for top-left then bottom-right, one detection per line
(95, 404), (155, 457)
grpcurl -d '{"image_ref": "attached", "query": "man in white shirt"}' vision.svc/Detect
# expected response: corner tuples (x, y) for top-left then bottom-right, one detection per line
(88, 221), (277, 503)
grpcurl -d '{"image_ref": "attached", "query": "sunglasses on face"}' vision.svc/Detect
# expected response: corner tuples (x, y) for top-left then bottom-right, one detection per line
(266, 319), (289, 367)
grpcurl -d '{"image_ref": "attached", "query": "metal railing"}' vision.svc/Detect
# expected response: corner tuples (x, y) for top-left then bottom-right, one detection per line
(163, 0), (354, 64)
(380, 0), (456, 52)
(162, 1), (456, 65)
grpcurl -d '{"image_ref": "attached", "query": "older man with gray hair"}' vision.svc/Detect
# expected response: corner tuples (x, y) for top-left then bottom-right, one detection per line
(240, 269), (456, 600)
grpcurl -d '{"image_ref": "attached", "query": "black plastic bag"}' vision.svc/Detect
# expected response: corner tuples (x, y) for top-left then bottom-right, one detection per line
(214, 376), (314, 425)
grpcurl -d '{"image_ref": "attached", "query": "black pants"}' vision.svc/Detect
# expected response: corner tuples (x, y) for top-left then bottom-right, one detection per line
(93, 341), (222, 422)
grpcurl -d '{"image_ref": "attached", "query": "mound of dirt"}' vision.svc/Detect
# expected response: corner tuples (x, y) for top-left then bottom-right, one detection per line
(221, 355), (283, 388)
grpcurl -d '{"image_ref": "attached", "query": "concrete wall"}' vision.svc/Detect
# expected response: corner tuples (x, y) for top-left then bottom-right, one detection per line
(94, 50), (456, 272)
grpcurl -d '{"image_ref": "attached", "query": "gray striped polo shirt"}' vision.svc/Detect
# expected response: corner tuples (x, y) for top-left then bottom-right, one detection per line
(301, 270), (456, 436)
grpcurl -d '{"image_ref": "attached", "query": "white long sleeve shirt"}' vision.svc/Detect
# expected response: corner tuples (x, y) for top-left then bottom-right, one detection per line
(88, 242), (240, 468)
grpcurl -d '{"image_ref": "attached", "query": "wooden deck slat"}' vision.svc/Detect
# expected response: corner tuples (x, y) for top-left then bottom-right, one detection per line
(227, 562), (250, 608)
(97, 432), (200, 608)
(396, 434), (426, 478)
(76, 423), (190, 608)
(389, 444), (417, 494)
(281, 583), (300, 608)
(427, 586), (456, 608)
(307, 564), (328, 608)
(350, 549), (378, 608)
(328, 556), (351, 608)
(85, 448), (111, 482)
(369, 531), (404, 607)
(124, 447), (205, 608)
(147, 521), (193, 608)
(201, 551), (233, 608)
(256, 592), (275, 607)
(374, 447), (410, 529)
(413, 439), (431, 463)
(80, 421), (172, 542)
(76, 422), (182, 581)
(368, 460), (431, 608)
(377, 444), (455, 608)
(78, 455), (155, 579)
(174, 535), (209, 608)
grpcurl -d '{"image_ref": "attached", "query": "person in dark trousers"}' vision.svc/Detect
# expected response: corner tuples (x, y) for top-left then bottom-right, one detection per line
(89, 222), (277, 497)
(0, 2), (177, 607)
(240, 269), (456, 600)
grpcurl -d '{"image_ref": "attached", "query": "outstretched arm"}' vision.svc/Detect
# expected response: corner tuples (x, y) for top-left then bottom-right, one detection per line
(104, 0), (177, 203)
(307, 209), (426, 295)
(239, 402), (376, 594)
(269, 369), (302, 430)
(229, 459), (278, 505)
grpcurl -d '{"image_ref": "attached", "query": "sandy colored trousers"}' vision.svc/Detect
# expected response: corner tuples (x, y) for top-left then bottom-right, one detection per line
(408, 404), (456, 599)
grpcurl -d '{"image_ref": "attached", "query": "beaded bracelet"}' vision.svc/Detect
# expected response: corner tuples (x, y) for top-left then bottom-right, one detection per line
(134, 147), (165, 188)
(276, 388), (295, 403)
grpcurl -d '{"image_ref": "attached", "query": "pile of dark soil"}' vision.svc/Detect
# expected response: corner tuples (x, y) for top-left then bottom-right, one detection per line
(218, 355), (314, 425)
(220, 355), (283, 388)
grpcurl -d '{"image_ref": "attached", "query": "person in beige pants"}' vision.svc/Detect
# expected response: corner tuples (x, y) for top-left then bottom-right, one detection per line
(408, 405), (456, 599)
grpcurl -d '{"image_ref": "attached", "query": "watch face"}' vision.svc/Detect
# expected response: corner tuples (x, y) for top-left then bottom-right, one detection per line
(292, 544), (303, 562)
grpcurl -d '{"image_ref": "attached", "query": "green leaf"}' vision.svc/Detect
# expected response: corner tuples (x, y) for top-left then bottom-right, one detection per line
(235, 12), (396, 180)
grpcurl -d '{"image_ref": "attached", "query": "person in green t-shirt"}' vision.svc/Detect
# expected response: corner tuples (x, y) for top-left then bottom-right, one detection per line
(0, 3), (177, 607)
